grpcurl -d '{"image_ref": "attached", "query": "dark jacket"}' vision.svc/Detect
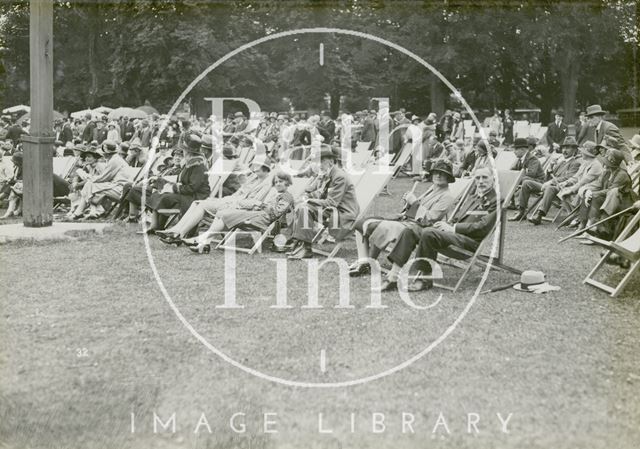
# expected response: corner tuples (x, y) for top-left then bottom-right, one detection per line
(551, 156), (582, 183)
(173, 157), (210, 200)
(451, 188), (497, 242)
(512, 151), (544, 182)
(546, 121), (568, 147)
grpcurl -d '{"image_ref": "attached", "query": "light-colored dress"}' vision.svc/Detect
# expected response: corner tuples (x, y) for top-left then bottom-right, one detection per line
(365, 186), (455, 250)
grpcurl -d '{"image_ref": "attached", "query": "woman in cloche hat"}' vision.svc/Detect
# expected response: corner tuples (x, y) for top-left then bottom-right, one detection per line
(348, 159), (457, 277)
(142, 133), (210, 233)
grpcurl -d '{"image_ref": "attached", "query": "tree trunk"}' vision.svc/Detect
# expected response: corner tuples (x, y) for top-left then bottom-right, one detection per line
(430, 75), (445, 116)
(330, 91), (340, 118)
(561, 53), (579, 124)
(87, 25), (98, 108)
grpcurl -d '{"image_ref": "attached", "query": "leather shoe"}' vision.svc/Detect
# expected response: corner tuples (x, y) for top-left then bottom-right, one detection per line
(288, 245), (313, 259)
(376, 279), (398, 292)
(528, 211), (544, 225)
(349, 262), (371, 277)
(407, 279), (433, 292)
(285, 240), (303, 255)
(159, 235), (183, 246)
(508, 210), (526, 221)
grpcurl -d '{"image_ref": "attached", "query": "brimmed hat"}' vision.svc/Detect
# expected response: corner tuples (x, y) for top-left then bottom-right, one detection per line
(580, 141), (599, 158)
(585, 104), (606, 117)
(513, 137), (528, 149)
(234, 111), (245, 119)
(319, 145), (338, 160)
(429, 159), (455, 183)
(222, 144), (237, 159)
(561, 136), (579, 148)
(630, 134), (640, 149)
(81, 147), (102, 159)
(101, 140), (118, 154)
(277, 114), (287, 121)
(603, 148), (625, 168)
(11, 151), (23, 164)
(513, 270), (557, 293)
(250, 156), (272, 171)
(553, 109), (564, 116)
(181, 133), (202, 154)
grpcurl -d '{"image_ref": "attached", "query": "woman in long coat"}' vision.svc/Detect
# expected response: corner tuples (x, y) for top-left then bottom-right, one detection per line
(144, 141), (210, 233)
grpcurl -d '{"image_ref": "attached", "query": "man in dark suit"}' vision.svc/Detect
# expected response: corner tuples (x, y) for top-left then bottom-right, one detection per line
(585, 104), (629, 159)
(288, 146), (360, 259)
(527, 137), (583, 225)
(509, 137), (545, 220)
(546, 110), (568, 152)
(379, 166), (497, 291)
(317, 110), (336, 143)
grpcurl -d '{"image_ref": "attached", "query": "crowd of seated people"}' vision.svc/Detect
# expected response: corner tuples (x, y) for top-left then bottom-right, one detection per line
(1, 104), (639, 293)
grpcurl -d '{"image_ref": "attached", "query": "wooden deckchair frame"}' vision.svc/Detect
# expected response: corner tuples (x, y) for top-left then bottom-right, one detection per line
(157, 158), (238, 228)
(216, 176), (313, 254)
(311, 162), (398, 258)
(434, 169), (524, 292)
(583, 210), (640, 297)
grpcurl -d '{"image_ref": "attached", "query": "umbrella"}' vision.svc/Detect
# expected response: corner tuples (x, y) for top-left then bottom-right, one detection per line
(16, 110), (64, 125)
(108, 107), (148, 120)
(71, 108), (94, 119)
(2, 105), (30, 114)
(137, 102), (159, 116)
(93, 105), (113, 115)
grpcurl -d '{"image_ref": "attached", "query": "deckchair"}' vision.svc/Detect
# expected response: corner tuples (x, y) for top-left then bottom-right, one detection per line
(311, 163), (397, 257)
(583, 210), (640, 297)
(529, 123), (541, 138)
(52, 156), (77, 179)
(536, 126), (548, 142)
(390, 141), (415, 178)
(434, 169), (523, 292)
(216, 176), (313, 254)
(494, 151), (518, 171)
(157, 159), (238, 227)
(513, 121), (529, 139)
(354, 141), (372, 153)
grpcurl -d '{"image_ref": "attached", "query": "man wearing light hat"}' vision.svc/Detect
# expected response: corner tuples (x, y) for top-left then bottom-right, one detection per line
(528, 136), (583, 225)
(584, 104), (628, 157)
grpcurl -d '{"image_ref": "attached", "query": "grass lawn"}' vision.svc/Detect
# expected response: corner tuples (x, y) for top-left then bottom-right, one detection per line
(1, 176), (639, 449)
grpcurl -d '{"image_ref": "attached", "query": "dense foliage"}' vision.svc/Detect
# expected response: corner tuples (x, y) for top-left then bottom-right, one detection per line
(0, 0), (637, 122)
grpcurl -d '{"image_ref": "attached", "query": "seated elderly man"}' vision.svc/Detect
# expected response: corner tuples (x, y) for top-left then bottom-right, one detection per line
(556, 141), (604, 227)
(379, 166), (497, 292)
(349, 160), (456, 277)
(286, 146), (360, 259)
(524, 137), (583, 225)
(579, 148), (634, 237)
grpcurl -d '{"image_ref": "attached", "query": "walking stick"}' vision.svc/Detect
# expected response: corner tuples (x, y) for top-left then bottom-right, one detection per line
(557, 205), (636, 243)
(481, 282), (519, 294)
